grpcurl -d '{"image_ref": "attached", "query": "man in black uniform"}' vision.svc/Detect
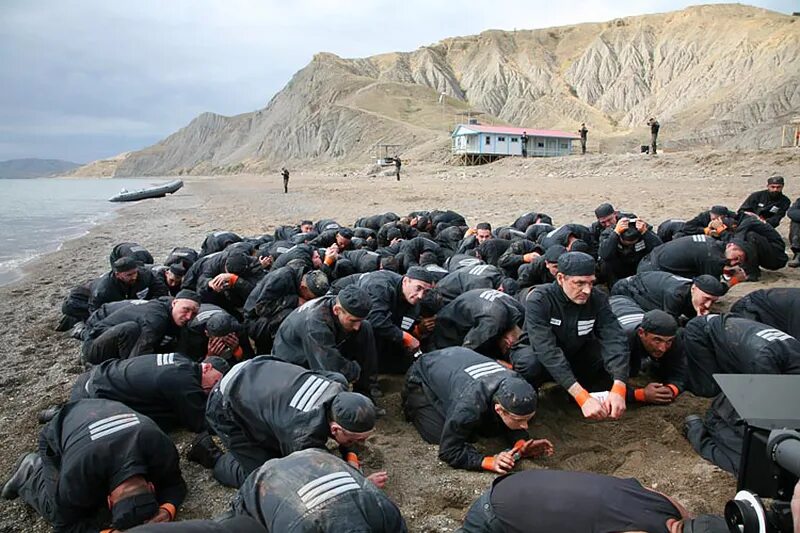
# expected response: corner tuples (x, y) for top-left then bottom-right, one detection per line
(151, 263), (186, 297)
(354, 267), (435, 373)
(598, 216), (662, 288)
(459, 469), (728, 533)
(403, 347), (552, 473)
(611, 272), (726, 322)
(81, 290), (201, 365)
(2, 399), (186, 531)
(272, 286), (377, 395)
(730, 287), (800, 337)
(65, 353), (228, 433)
(109, 242), (155, 267)
(517, 244), (563, 288)
(680, 205), (737, 237)
(309, 227), (354, 252)
(682, 313), (800, 397)
(496, 239), (543, 278)
(788, 196), (800, 267)
(243, 265), (329, 353)
(281, 167), (289, 193)
(648, 117), (660, 155)
(637, 234), (749, 283)
(230, 449), (405, 532)
(177, 304), (249, 362)
(199, 231), (243, 257)
(610, 297), (687, 404)
(430, 289), (536, 380)
(89, 256), (169, 313)
(192, 356), (377, 488)
(397, 235), (446, 272)
(524, 252), (630, 420)
(738, 175), (790, 228)
(197, 252), (261, 315)
(591, 203), (636, 248)
(436, 263), (505, 304)
(578, 123), (588, 154)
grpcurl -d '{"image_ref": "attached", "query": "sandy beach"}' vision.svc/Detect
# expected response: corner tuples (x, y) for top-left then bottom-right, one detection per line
(1, 148), (798, 531)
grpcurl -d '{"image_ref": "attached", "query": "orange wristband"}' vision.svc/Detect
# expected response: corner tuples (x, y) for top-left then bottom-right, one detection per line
(227, 274), (239, 286)
(666, 384), (680, 398)
(574, 387), (590, 407)
(634, 388), (646, 403)
(402, 331), (416, 348)
(232, 346), (244, 361)
(703, 227), (711, 235)
(497, 359), (513, 369)
(512, 439), (527, 454)
(345, 452), (360, 468)
(610, 382), (626, 398)
(481, 456), (495, 471)
(159, 503), (176, 521)
(727, 277), (740, 287)
(324, 255), (335, 266)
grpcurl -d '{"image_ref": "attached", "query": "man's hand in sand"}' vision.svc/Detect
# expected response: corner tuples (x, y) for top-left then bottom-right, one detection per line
(605, 385), (627, 419)
(581, 396), (609, 420)
(518, 439), (554, 459)
(488, 451), (516, 474)
(643, 383), (675, 404)
(367, 471), (388, 489)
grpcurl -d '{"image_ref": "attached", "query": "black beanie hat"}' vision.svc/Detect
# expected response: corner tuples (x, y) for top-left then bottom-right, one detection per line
(544, 245), (567, 263)
(331, 392), (376, 433)
(693, 275), (726, 297)
(225, 253), (250, 276)
(175, 289), (202, 305)
(594, 203), (615, 219)
(168, 264), (186, 277)
(640, 310), (678, 336)
(113, 256), (138, 273)
(405, 266), (437, 284)
(204, 355), (231, 375)
(206, 312), (242, 337)
(557, 252), (595, 276)
(495, 376), (538, 416)
(303, 270), (330, 296)
(337, 286), (372, 318)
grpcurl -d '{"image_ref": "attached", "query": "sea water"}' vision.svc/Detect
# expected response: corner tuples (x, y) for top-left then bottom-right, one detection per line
(0, 177), (171, 286)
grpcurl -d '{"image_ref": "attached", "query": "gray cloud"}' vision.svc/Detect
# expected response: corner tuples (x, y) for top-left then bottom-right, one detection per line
(0, 0), (794, 163)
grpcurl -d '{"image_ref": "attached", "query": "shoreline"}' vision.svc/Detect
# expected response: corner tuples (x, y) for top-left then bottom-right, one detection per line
(0, 152), (798, 531)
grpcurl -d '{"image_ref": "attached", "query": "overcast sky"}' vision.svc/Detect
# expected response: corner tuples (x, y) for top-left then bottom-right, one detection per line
(0, 0), (794, 163)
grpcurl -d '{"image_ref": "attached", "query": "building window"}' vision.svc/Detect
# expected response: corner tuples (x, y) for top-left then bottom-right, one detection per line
(485, 137), (491, 145)
(511, 138), (518, 142)
(498, 137), (505, 142)
(560, 143), (568, 149)
(537, 142), (544, 148)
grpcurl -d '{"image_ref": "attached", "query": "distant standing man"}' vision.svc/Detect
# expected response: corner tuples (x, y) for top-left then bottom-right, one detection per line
(281, 168), (289, 193)
(521, 131), (528, 158)
(578, 123), (588, 155)
(394, 155), (402, 181)
(648, 117), (660, 155)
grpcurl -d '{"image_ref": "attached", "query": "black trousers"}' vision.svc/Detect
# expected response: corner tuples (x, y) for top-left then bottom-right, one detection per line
(283, 178), (288, 193)
(206, 390), (278, 488)
(401, 381), (445, 444)
(789, 221), (800, 253)
(685, 394), (744, 475)
(651, 133), (658, 154)
(245, 308), (293, 355)
(580, 139), (587, 154)
(460, 489), (506, 533)
(682, 321), (722, 398)
(82, 321), (141, 364)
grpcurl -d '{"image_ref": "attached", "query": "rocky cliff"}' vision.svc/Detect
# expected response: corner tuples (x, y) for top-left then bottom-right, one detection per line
(84, 4), (800, 176)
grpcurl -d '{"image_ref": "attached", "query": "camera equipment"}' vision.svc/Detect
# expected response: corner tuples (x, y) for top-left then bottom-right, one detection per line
(714, 374), (800, 533)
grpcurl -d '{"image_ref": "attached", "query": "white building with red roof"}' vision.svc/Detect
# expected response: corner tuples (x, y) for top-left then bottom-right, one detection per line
(451, 123), (580, 162)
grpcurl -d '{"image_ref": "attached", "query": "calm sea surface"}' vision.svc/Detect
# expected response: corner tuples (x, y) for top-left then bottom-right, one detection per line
(0, 178), (170, 286)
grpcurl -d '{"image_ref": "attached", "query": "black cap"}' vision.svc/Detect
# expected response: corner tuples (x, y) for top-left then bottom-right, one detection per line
(569, 239), (591, 254)
(206, 312), (242, 337)
(112, 256), (138, 273)
(175, 289), (202, 305)
(544, 245), (567, 263)
(168, 264), (186, 277)
(557, 252), (595, 276)
(767, 175), (784, 185)
(386, 228), (402, 242)
(203, 355), (231, 375)
(710, 205), (729, 216)
(640, 310), (678, 336)
(495, 376), (537, 416)
(225, 253), (249, 275)
(693, 275), (726, 297)
(337, 286), (372, 318)
(338, 227), (354, 239)
(594, 203), (615, 218)
(405, 266), (437, 284)
(303, 270), (329, 296)
(620, 227), (641, 242)
(331, 392), (376, 433)
(683, 514), (729, 533)
(500, 277), (520, 296)
(111, 492), (159, 529)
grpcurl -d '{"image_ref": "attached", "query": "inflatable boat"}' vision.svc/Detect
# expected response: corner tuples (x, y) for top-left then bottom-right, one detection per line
(109, 179), (183, 202)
